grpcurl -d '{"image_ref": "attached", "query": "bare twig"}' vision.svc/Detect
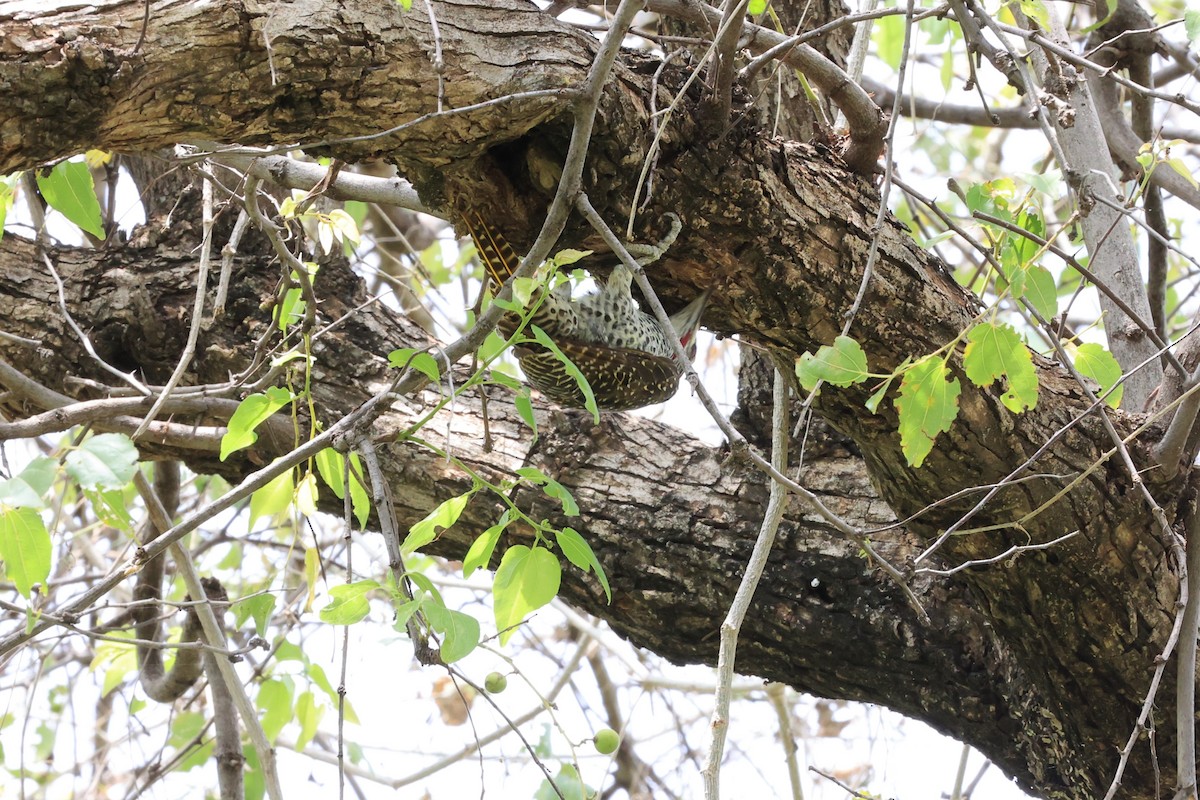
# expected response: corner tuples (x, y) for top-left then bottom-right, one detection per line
(648, 0), (885, 173)
(133, 163), (216, 438)
(950, 742), (971, 800)
(861, 76), (1200, 143)
(840, 0), (916, 334)
(134, 469), (281, 800)
(915, 530), (1081, 576)
(765, 683), (805, 800)
(41, 252), (150, 396)
(214, 208), (250, 316)
(701, 366), (790, 799)
(1173, 473), (1200, 800)
(707, 0), (749, 127)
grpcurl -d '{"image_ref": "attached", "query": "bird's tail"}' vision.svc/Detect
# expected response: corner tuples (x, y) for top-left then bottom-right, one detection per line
(460, 211), (521, 287)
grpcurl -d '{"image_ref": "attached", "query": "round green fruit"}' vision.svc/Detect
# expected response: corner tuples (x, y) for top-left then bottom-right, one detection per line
(484, 672), (508, 694)
(593, 728), (620, 755)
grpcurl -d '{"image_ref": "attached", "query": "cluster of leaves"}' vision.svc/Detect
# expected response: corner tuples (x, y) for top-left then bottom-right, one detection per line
(797, 179), (1123, 467)
(214, 239), (614, 666)
(0, 434), (138, 603)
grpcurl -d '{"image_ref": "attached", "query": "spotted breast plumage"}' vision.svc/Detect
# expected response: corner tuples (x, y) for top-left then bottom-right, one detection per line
(461, 212), (709, 411)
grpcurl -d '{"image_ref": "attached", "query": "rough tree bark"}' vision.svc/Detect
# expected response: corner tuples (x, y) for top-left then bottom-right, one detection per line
(0, 2), (1187, 799)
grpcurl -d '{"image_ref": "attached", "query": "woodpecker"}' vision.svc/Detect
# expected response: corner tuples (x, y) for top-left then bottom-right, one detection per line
(461, 213), (710, 411)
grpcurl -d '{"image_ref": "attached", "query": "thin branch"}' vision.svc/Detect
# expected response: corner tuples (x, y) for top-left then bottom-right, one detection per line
(950, 742), (971, 800)
(134, 470), (281, 800)
(914, 530), (1080, 576)
(1174, 473), (1200, 800)
(215, 209), (250, 316)
(133, 164), (216, 438)
(0, 385), (243, 442)
(993, 19), (1200, 117)
(648, 0), (885, 173)
(740, 6), (942, 85)
(41, 251), (150, 396)
(286, 637), (593, 789)
(701, 366), (790, 799)
(765, 683), (805, 800)
(707, 0), (749, 127)
(0, 376), (397, 658)
(840, 0), (916, 335)
(861, 76), (1200, 143)
(1103, 572), (1191, 799)
(190, 88), (580, 162)
(0, 359), (233, 448)
(972, 210), (1185, 379)
(212, 151), (430, 215)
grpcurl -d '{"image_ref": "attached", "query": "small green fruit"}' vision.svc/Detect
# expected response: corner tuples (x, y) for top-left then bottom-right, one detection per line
(484, 672), (508, 694)
(593, 728), (620, 755)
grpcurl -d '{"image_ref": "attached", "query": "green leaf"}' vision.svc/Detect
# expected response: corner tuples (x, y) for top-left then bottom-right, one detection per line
(1073, 342), (1124, 409)
(1023, 264), (1058, 319)
(243, 744), (265, 800)
(90, 632), (136, 697)
(939, 46), (955, 92)
(168, 710), (213, 770)
(873, 13), (904, 69)
(512, 276), (539, 309)
(0, 174), (18, 240)
(0, 457), (56, 508)
(36, 160), (105, 239)
(529, 325), (600, 422)
(293, 691), (324, 752)
(463, 510), (512, 579)
(65, 433), (137, 491)
(865, 359), (908, 414)
(221, 387), (295, 461)
(402, 490), (474, 554)
(493, 545), (562, 645)
(232, 594), (277, 638)
(424, 602), (480, 663)
(796, 335), (870, 391)
(304, 547), (318, 611)
(256, 678), (294, 744)
(392, 597), (423, 632)
(87, 487), (134, 531)
(406, 571), (444, 606)
(16, 457), (55, 497)
(515, 390), (538, 438)
(535, 765), (591, 800)
(748, 0), (767, 13)
(314, 447), (342, 495)
(320, 579), (380, 625)
(387, 348), (441, 382)
(1187, 10), (1200, 42)
(0, 507), (51, 599)
(963, 321), (1038, 413)
(895, 356), (961, 468)
(315, 449), (371, 529)
(249, 464), (294, 528)
(295, 471), (319, 516)
(516, 467), (579, 516)
(548, 249), (592, 268)
(555, 527), (611, 602)
(1015, 0), (1050, 29)
(489, 367), (521, 388)
(479, 330), (509, 363)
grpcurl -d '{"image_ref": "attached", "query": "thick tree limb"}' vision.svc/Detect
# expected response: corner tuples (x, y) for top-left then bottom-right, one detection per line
(0, 2), (1192, 798)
